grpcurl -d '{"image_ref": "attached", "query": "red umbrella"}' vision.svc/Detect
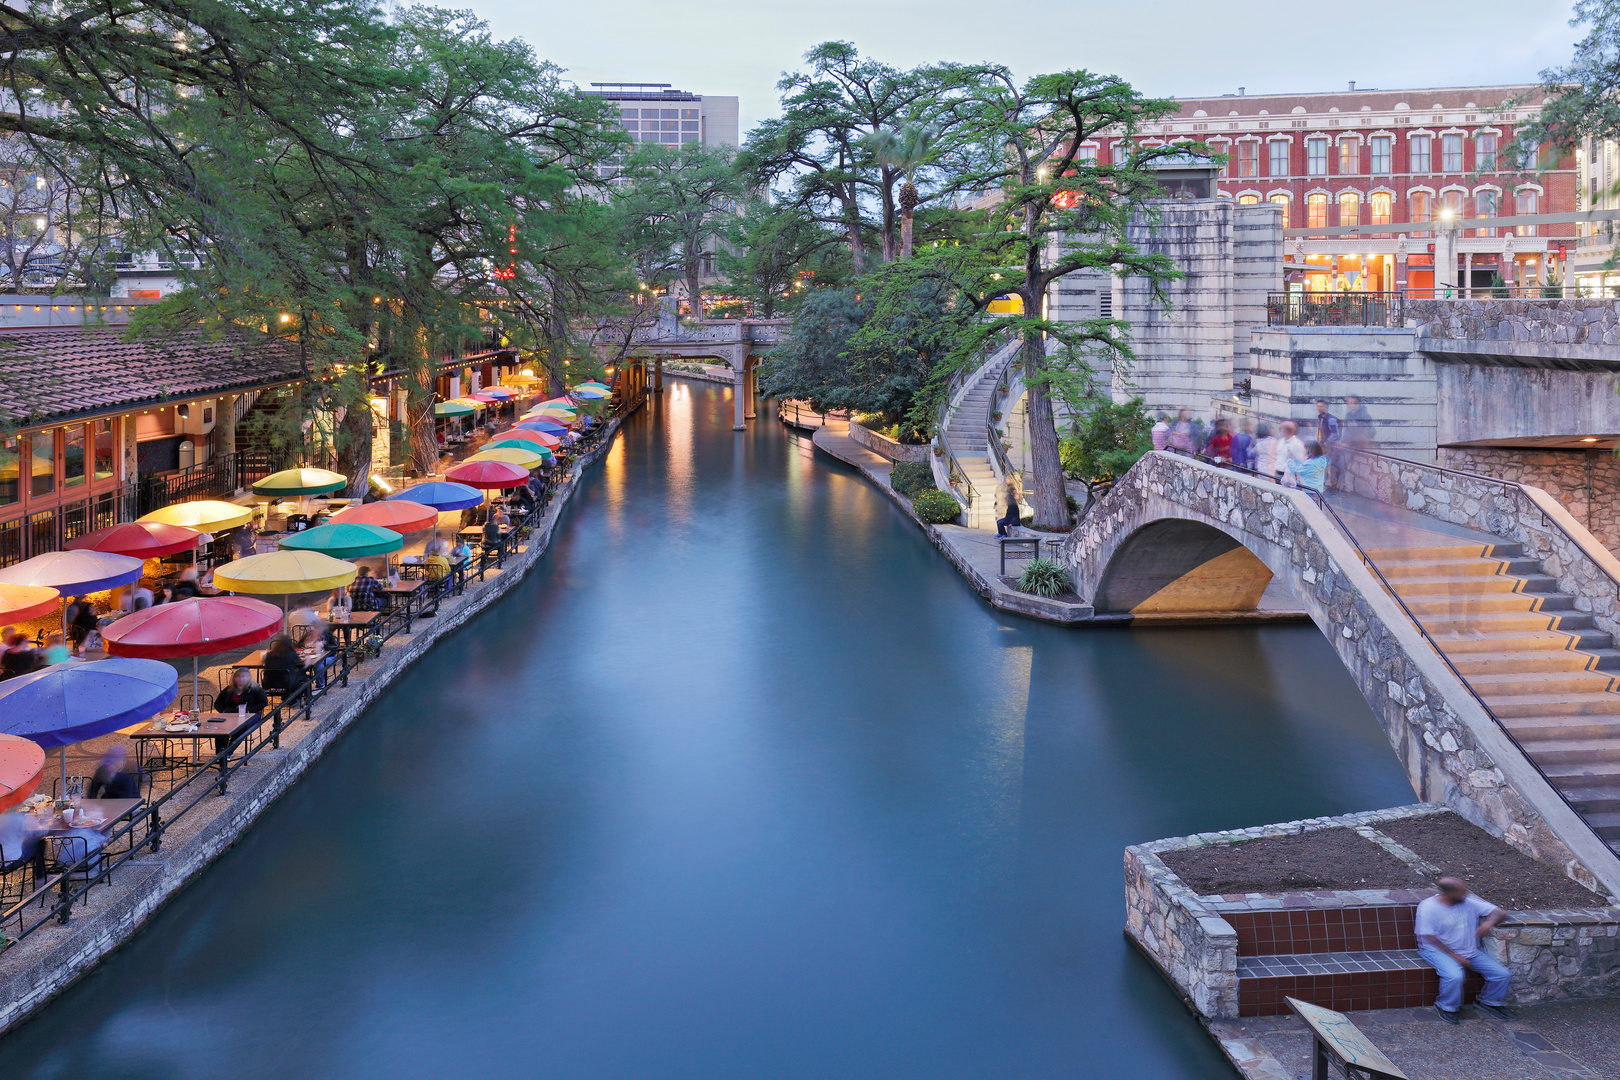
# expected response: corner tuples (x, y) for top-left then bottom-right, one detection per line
(0, 733), (45, 812)
(445, 459), (529, 490)
(65, 521), (201, 560)
(103, 596), (283, 707)
(0, 583), (60, 623)
(331, 500), (438, 535)
(491, 428), (561, 450)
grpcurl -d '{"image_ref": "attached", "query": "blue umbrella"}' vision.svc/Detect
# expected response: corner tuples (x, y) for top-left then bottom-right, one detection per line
(515, 419), (569, 435)
(0, 549), (143, 595)
(0, 657), (178, 788)
(391, 482), (482, 512)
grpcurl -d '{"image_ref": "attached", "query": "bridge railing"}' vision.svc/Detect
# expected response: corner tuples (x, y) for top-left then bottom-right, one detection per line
(1162, 446), (1620, 864)
(1266, 291), (1404, 328)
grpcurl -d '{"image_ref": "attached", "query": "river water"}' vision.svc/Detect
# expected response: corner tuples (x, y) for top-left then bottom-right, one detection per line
(0, 379), (1416, 1079)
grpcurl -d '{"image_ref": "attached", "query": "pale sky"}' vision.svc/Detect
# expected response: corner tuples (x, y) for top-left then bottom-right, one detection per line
(465, 0), (1584, 135)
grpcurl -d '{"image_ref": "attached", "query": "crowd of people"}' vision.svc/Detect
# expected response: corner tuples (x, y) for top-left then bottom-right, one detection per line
(1150, 396), (1375, 494)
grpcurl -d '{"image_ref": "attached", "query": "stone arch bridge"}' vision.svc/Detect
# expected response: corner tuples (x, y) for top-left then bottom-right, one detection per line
(625, 318), (788, 430)
(1062, 449), (1620, 898)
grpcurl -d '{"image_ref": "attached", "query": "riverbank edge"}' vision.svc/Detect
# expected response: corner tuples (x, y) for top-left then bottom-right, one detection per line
(806, 422), (1094, 624)
(0, 405), (639, 1037)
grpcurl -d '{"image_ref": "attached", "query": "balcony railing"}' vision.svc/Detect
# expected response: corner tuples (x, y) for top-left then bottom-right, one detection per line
(1267, 291), (1403, 328)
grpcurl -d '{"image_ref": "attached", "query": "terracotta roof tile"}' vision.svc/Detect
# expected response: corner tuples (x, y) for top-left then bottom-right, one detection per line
(0, 325), (303, 427)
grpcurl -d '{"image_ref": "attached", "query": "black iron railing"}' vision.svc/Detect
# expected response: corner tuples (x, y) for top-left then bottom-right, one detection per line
(1266, 291), (1405, 328)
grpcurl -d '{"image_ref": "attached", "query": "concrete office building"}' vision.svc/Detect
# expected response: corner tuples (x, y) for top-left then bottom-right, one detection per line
(584, 82), (739, 180)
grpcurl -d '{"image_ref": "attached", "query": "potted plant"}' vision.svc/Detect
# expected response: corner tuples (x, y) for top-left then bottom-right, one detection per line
(990, 410), (1002, 421)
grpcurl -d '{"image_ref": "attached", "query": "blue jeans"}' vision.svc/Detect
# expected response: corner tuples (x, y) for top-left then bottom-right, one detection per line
(1419, 946), (1512, 1011)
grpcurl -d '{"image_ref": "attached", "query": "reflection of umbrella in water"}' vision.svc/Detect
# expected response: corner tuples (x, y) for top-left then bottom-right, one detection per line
(103, 596), (282, 708)
(0, 657), (178, 792)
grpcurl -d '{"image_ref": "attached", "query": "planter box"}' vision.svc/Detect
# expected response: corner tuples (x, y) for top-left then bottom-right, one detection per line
(848, 420), (931, 463)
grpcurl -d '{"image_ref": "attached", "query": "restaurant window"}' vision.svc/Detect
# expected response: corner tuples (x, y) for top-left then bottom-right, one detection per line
(1237, 141), (1256, 177)
(94, 420), (115, 481)
(1078, 144), (1098, 165)
(1409, 190), (1431, 224)
(1516, 189), (1539, 234)
(63, 425), (86, 488)
(27, 509), (55, 558)
(1269, 140), (1289, 177)
(1339, 140), (1358, 175)
(29, 433), (53, 497)
(1307, 193), (1328, 228)
(1476, 190), (1497, 236)
(1307, 138), (1328, 176)
(1338, 192), (1360, 226)
(1441, 189), (1463, 220)
(1370, 136), (1392, 174)
(1238, 193), (1259, 205)
(1442, 134), (1464, 172)
(0, 519), (20, 567)
(1477, 132), (1498, 171)
(1269, 193), (1290, 226)
(1410, 134), (1432, 174)
(0, 435), (19, 508)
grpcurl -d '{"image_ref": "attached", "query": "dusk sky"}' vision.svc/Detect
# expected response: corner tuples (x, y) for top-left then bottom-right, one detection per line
(467, 0), (1584, 132)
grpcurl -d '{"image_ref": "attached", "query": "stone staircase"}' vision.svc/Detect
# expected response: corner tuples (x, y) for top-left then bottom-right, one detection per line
(1368, 540), (1620, 856)
(940, 355), (1006, 528)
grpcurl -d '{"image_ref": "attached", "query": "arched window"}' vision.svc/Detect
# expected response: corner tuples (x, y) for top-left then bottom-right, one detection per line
(1270, 193), (1290, 225)
(1238, 193), (1259, 205)
(1409, 191), (1430, 223)
(1338, 192), (1360, 227)
(1516, 189), (1539, 235)
(1307, 192), (1328, 228)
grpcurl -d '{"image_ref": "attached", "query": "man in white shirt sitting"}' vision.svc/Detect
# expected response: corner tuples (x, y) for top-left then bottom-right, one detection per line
(1415, 876), (1514, 1023)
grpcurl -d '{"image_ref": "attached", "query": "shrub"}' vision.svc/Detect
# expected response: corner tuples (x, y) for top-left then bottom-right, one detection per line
(911, 489), (962, 524)
(889, 461), (935, 497)
(1018, 559), (1070, 598)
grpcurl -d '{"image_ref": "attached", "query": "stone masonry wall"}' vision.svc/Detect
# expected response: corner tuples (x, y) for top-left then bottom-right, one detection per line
(1407, 297), (1620, 352)
(1065, 451), (1620, 900)
(1127, 805), (1620, 1019)
(846, 419), (931, 463)
(1437, 446), (1620, 551)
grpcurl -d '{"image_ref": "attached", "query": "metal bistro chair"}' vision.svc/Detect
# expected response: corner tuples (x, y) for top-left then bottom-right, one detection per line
(0, 840), (37, 910)
(43, 832), (104, 889)
(50, 776), (92, 801)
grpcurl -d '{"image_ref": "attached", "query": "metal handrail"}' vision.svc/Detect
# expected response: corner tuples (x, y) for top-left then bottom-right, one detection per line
(933, 328), (1017, 511)
(1160, 447), (1620, 868)
(986, 345), (1024, 487)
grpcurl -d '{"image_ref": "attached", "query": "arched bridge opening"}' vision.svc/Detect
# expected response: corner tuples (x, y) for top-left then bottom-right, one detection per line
(1093, 519), (1275, 616)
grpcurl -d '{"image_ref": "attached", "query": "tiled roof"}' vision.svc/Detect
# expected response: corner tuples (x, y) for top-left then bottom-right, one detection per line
(0, 324), (304, 427)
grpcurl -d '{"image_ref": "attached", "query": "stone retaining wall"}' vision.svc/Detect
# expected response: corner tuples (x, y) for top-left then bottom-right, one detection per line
(1127, 805), (1620, 1019)
(0, 410), (636, 1035)
(1436, 446), (1620, 551)
(1407, 297), (1620, 351)
(846, 420), (931, 463)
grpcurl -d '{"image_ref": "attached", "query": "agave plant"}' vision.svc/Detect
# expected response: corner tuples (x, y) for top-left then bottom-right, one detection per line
(1018, 558), (1070, 598)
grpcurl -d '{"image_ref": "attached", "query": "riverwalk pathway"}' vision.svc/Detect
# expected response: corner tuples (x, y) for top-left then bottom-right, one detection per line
(0, 405), (636, 1034)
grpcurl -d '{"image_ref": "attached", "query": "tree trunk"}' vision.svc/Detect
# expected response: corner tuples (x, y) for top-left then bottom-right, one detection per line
(1022, 331), (1069, 530)
(685, 237), (703, 320)
(840, 192), (865, 272)
(335, 405), (373, 499)
(900, 208), (913, 260)
(407, 360), (439, 477)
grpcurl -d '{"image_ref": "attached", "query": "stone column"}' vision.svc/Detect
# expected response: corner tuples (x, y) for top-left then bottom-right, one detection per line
(654, 355), (663, 392)
(1395, 235), (1408, 293)
(743, 357), (756, 420)
(732, 362), (747, 431)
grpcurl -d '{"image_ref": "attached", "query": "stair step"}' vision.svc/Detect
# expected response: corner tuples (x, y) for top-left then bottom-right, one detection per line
(1237, 949), (1441, 1016)
(1505, 715), (1620, 742)
(1378, 557), (1542, 578)
(1560, 786), (1620, 814)
(1469, 670), (1620, 696)
(1384, 574), (1558, 596)
(1517, 738), (1620, 766)
(1366, 543), (1523, 561)
(1547, 763), (1620, 790)
(1490, 694), (1620, 719)
(1451, 649), (1620, 674)
(1405, 594), (1574, 615)
(1581, 811), (1620, 840)
(1419, 611), (1594, 633)
(1432, 629), (1614, 653)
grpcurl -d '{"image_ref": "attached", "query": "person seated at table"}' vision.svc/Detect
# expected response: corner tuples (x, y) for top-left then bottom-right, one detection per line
(261, 636), (307, 697)
(1, 632), (42, 681)
(65, 595), (98, 651)
(0, 806), (47, 875)
(482, 513), (502, 548)
(150, 584), (173, 607)
(42, 633), (71, 666)
(491, 505), (511, 529)
(329, 585), (352, 620)
(170, 568), (202, 602)
(450, 538), (473, 564)
(348, 565), (386, 612)
(288, 599), (328, 650)
(87, 746), (142, 800)
(129, 580), (154, 611)
(214, 667), (269, 716)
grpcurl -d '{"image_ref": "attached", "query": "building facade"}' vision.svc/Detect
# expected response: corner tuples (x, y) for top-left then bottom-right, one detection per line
(1129, 85), (1575, 295)
(585, 82), (740, 180)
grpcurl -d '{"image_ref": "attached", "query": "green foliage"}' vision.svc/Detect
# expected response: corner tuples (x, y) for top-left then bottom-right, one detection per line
(888, 461), (936, 497)
(1060, 397), (1154, 488)
(614, 142), (743, 319)
(910, 488), (961, 524)
(1017, 559), (1070, 598)
(717, 196), (835, 317)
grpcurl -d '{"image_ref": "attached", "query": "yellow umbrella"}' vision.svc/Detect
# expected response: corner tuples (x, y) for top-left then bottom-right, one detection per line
(251, 467), (347, 498)
(467, 447), (543, 470)
(139, 500), (254, 532)
(214, 550), (358, 595)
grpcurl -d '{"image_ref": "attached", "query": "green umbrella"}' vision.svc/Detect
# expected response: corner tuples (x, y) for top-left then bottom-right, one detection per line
(434, 401), (475, 417)
(487, 439), (554, 461)
(277, 521), (403, 559)
(251, 467), (347, 497)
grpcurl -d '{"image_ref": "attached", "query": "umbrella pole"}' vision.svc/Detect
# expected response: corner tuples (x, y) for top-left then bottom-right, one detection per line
(194, 656), (201, 712)
(60, 746), (66, 798)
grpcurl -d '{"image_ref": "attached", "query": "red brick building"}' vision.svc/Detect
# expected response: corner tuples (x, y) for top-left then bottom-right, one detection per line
(1120, 85), (1576, 295)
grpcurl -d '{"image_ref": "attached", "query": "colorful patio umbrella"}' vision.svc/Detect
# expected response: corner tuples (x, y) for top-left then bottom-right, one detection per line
(480, 387), (515, 400)
(65, 521), (201, 561)
(103, 596), (282, 705)
(331, 500), (438, 535)
(451, 397), (488, 410)
(516, 419), (569, 435)
(445, 459), (529, 490)
(467, 447), (545, 470)
(526, 402), (577, 415)
(251, 467), (347, 498)
(0, 657), (179, 788)
(434, 401), (475, 418)
(0, 734), (45, 812)
(278, 521), (403, 559)
(139, 500), (255, 532)
(0, 583), (63, 623)
(486, 444), (554, 467)
(391, 482), (482, 512)
(214, 550), (358, 597)
(0, 549), (144, 596)
(570, 384), (610, 400)
(489, 429), (560, 450)
(470, 394), (503, 405)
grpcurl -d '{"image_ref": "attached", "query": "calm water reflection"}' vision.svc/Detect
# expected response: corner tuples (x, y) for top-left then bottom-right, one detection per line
(0, 380), (1416, 1079)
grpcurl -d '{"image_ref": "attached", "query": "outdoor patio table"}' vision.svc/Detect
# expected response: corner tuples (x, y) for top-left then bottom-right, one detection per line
(48, 799), (141, 837)
(382, 579), (424, 618)
(129, 711), (258, 761)
(326, 610), (377, 645)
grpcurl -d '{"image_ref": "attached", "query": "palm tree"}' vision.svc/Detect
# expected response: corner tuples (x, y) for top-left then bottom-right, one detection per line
(863, 124), (935, 260)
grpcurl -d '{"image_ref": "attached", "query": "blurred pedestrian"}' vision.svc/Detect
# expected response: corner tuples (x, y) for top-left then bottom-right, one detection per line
(1169, 409), (1196, 452)
(1150, 414), (1171, 451)
(995, 474), (1023, 538)
(1275, 421), (1307, 486)
(1285, 440), (1330, 493)
(1232, 418), (1256, 471)
(1314, 399), (1341, 446)
(1203, 418), (1233, 462)
(1343, 395), (1373, 447)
